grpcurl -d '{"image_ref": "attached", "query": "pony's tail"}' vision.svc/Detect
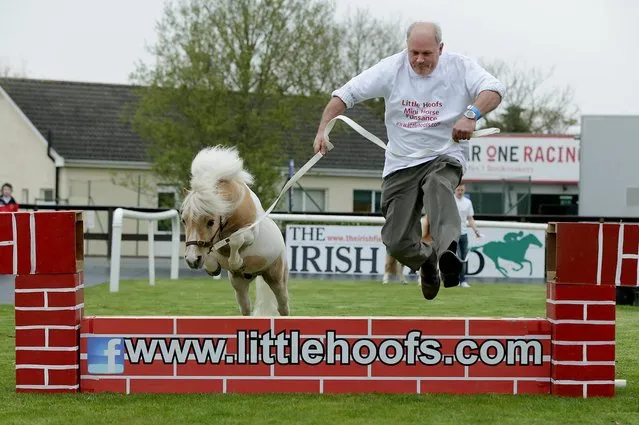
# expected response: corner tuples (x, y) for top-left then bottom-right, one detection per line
(252, 276), (279, 316)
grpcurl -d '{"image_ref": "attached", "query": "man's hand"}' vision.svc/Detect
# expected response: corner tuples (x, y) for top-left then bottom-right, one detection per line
(313, 96), (346, 155)
(313, 132), (329, 155)
(452, 117), (476, 142)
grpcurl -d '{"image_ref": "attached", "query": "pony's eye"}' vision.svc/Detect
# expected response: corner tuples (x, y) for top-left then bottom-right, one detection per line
(207, 220), (215, 227)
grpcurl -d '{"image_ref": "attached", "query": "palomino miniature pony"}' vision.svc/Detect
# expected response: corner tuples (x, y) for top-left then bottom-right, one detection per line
(180, 145), (289, 316)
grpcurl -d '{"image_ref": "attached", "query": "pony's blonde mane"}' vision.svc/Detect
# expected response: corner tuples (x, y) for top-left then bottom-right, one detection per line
(181, 145), (254, 219)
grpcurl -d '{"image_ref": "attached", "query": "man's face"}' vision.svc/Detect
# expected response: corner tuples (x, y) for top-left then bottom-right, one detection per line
(1, 186), (11, 197)
(455, 185), (465, 198)
(407, 32), (443, 77)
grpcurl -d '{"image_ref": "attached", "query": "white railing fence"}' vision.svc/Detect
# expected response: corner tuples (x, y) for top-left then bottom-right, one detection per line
(108, 210), (548, 292)
(109, 208), (180, 292)
(268, 214), (549, 230)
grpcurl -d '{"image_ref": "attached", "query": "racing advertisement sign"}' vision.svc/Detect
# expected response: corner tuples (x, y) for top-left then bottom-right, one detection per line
(286, 224), (545, 280)
(286, 225), (385, 275)
(465, 227), (545, 279)
(464, 135), (579, 183)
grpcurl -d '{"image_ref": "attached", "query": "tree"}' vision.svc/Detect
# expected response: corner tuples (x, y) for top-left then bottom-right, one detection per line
(129, 0), (341, 205)
(480, 60), (579, 134)
(336, 8), (404, 121)
(336, 8), (404, 84)
(0, 60), (27, 78)
(128, 0), (403, 205)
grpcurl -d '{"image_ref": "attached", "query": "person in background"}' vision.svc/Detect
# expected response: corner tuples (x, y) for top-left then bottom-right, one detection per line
(454, 183), (481, 287)
(0, 183), (19, 212)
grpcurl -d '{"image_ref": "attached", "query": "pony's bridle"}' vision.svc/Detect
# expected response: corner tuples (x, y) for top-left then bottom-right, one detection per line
(184, 215), (226, 254)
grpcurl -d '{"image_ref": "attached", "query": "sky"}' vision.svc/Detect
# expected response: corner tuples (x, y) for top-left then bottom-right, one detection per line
(0, 0), (637, 118)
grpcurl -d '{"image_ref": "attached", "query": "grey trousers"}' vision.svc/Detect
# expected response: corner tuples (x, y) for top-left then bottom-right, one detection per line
(380, 156), (463, 271)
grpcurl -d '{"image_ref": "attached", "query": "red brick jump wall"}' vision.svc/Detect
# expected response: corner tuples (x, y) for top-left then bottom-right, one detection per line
(1, 211), (84, 392)
(3, 212), (626, 396)
(546, 222), (625, 397)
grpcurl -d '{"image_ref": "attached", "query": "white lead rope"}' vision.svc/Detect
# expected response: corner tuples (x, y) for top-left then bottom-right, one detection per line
(212, 115), (499, 250)
(323, 115), (500, 158)
(212, 139), (335, 250)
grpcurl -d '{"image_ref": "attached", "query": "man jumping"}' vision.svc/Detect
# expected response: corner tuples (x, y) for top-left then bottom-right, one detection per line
(313, 21), (504, 300)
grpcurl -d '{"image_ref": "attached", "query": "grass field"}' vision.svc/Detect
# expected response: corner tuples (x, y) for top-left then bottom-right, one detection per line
(1, 278), (638, 425)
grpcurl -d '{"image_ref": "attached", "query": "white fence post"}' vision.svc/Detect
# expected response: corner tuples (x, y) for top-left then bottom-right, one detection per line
(109, 208), (124, 293)
(148, 219), (155, 287)
(171, 214), (180, 280)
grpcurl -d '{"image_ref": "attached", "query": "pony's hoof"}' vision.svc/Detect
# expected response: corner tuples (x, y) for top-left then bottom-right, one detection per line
(207, 265), (222, 277)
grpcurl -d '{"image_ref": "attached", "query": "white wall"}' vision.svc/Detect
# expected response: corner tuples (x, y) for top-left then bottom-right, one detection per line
(579, 115), (639, 217)
(0, 90), (57, 203)
(62, 167), (177, 257)
(294, 174), (383, 212)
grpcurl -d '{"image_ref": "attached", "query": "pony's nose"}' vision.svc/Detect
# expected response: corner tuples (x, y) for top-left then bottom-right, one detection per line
(186, 255), (203, 269)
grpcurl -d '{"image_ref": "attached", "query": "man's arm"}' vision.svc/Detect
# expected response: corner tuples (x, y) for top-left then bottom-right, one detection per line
(464, 56), (506, 106)
(313, 96), (346, 154)
(453, 89), (503, 141)
(467, 200), (480, 237)
(313, 54), (394, 154)
(472, 89), (502, 118)
(451, 55), (506, 141)
(467, 216), (481, 237)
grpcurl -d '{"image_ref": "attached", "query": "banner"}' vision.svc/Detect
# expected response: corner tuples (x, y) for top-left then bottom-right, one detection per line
(465, 135), (579, 183)
(81, 316), (551, 395)
(286, 224), (545, 280)
(464, 226), (545, 279)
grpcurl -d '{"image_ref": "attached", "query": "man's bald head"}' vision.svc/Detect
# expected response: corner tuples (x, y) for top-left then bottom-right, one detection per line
(406, 22), (442, 44)
(405, 22), (443, 76)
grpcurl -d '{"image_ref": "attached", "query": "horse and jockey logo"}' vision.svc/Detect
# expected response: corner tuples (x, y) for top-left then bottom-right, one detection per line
(470, 231), (543, 277)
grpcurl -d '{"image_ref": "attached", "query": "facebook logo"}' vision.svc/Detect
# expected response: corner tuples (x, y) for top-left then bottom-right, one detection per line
(87, 337), (125, 374)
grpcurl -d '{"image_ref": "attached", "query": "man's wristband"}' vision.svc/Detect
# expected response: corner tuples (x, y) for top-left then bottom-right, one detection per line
(469, 105), (482, 120)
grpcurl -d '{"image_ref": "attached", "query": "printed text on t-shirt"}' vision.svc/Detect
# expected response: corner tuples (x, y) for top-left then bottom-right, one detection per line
(398, 99), (443, 128)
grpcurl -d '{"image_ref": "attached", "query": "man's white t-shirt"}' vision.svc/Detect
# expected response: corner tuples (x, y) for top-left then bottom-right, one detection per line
(332, 50), (505, 178)
(455, 195), (474, 235)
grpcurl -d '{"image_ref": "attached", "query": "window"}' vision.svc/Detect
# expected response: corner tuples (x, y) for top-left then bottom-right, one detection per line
(21, 189), (28, 203)
(353, 190), (382, 213)
(516, 193), (531, 215)
(531, 194), (578, 215)
(157, 186), (179, 232)
(36, 188), (55, 205)
(41, 188), (54, 201)
(467, 192), (503, 214)
(278, 188), (326, 212)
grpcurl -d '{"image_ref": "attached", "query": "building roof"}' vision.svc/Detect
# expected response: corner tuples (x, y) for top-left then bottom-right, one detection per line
(0, 78), (388, 173)
(1, 78), (148, 163)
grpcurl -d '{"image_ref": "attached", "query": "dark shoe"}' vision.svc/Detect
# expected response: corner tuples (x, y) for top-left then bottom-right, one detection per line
(419, 253), (440, 300)
(439, 250), (464, 288)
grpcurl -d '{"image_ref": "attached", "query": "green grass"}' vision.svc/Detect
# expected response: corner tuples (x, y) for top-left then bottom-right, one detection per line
(1, 278), (638, 425)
